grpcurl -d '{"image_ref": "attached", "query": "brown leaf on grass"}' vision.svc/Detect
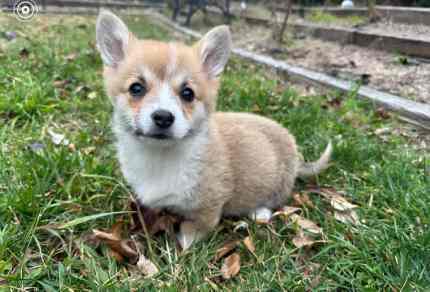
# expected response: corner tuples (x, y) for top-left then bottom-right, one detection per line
(214, 240), (240, 262)
(272, 206), (301, 219)
(136, 254), (159, 278)
(93, 221), (138, 263)
(68, 143), (76, 152)
(292, 230), (316, 248)
(326, 96), (343, 109)
(334, 210), (360, 226)
(129, 201), (160, 232)
(129, 201), (181, 237)
(309, 188), (358, 211)
(243, 236), (256, 255)
(53, 79), (69, 89)
(303, 262), (322, 290)
(252, 104), (261, 113)
(375, 107), (391, 120)
(221, 253), (240, 280)
(79, 232), (101, 248)
(147, 214), (179, 236)
(65, 52), (78, 61)
(308, 188), (360, 226)
(292, 192), (314, 208)
(290, 214), (323, 235)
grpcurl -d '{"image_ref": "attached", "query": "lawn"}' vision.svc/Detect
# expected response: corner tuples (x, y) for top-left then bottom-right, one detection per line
(0, 12), (429, 291)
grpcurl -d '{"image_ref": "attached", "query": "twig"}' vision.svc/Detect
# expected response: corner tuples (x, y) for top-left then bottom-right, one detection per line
(129, 195), (156, 261)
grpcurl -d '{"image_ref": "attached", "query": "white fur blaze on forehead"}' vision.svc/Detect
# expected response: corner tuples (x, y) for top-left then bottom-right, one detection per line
(166, 43), (177, 78)
(199, 25), (232, 79)
(96, 10), (130, 67)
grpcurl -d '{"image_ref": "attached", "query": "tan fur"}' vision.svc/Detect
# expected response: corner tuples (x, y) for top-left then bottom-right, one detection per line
(96, 11), (331, 249)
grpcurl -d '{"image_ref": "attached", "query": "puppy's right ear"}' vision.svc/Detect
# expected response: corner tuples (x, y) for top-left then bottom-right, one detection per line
(96, 10), (130, 67)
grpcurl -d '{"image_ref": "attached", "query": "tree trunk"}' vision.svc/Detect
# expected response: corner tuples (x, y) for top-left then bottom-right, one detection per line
(367, 0), (381, 23)
(224, 0), (231, 24)
(171, 0), (181, 21)
(277, 0), (293, 44)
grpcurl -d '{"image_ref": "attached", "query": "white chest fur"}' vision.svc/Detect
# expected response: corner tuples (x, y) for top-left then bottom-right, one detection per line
(116, 130), (208, 210)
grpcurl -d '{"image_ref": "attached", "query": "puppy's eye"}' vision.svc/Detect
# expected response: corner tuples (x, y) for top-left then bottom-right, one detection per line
(180, 87), (195, 102)
(129, 82), (146, 98)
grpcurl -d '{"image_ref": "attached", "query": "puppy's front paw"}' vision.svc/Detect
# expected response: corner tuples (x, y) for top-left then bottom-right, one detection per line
(177, 221), (199, 250)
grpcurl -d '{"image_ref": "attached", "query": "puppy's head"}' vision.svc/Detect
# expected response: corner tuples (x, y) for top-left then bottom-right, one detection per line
(96, 11), (231, 144)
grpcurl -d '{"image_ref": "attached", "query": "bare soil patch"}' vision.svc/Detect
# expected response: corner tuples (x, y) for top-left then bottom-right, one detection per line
(226, 21), (430, 104)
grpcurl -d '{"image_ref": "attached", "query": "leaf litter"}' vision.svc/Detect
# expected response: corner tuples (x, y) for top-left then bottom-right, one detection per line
(221, 253), (241, 280)
(92, 221), (138, 263)
(308, 187), (361, 226)
(86, 185), (359, 282)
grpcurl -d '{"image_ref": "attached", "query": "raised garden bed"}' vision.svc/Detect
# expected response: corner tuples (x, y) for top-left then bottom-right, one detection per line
(272, 5), (430, 26)
(224, 10), (430, 58)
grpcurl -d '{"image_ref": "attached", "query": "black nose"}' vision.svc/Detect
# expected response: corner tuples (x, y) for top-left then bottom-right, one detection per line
(151, 110), (175, 129)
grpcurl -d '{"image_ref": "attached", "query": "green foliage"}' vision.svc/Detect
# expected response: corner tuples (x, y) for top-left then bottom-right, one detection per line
(307, 10), (367, 26)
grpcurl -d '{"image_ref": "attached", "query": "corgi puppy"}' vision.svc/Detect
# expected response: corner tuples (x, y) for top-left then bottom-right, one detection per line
(96, 11), (332, 250)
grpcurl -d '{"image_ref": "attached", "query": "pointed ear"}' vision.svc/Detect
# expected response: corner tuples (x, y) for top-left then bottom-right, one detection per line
(96, 10), (130, 67)
(197, 25), (232, 79)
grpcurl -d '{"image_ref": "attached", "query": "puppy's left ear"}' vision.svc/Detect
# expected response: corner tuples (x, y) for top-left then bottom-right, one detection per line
(96, 10), (131, 67)
(197, 26), (232, 79)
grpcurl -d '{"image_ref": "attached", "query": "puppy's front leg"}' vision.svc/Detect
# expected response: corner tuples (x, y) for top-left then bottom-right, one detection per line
(177, 206), (222, 250)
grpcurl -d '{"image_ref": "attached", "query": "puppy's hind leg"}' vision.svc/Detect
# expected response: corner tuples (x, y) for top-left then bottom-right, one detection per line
(249, 207), (273, 223)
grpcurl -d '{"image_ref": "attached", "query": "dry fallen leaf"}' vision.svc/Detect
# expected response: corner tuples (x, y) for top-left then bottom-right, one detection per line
(293, 192), (314, 208)
(214, 240), (239, 262)
(148, 214), (178, 236)
(308, 188), (360, 226)
(303, 262), (322, 289)
(374, 127), (390, 135)
(292, 230), (316, 248)
(136, 254), (159, 278)
(290, 214), (323, 235)
(272, 206), (301, 219)
(331, 196), (358, 211)
(0, 277), (7, 286)
(334, 210), (360, 226)
(68, 143), (76, 152)
(65, 52), (78, 61)
(221, 253), (240, 280)
(93, 221), (138, 263)
(129, 201), (180, 237)
(243, 236), (256, 255)
(53, 79), (69, 88)
(309, 188), (358, 211)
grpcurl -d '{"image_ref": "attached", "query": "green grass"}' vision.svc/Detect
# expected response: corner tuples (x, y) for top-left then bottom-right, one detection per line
(1, 13), (429, 291)
(307, 10), (367, 26)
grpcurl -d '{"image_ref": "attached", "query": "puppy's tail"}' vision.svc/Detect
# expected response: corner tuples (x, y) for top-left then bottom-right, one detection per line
(298, 141), (332, 178)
